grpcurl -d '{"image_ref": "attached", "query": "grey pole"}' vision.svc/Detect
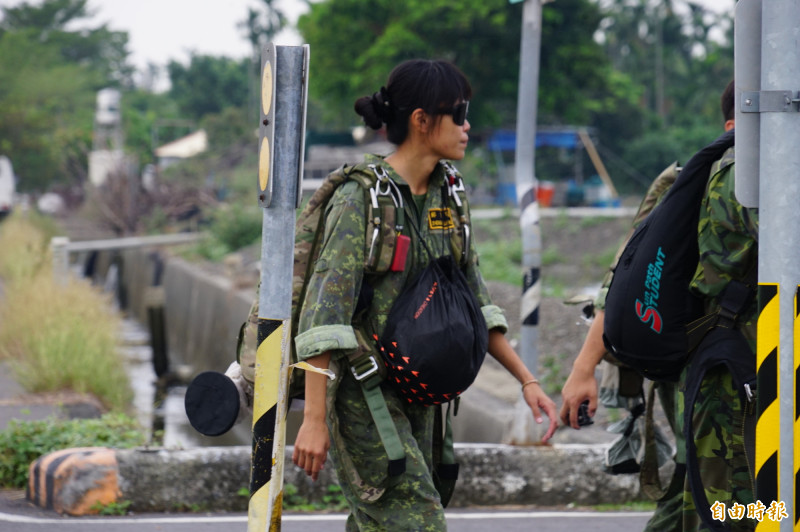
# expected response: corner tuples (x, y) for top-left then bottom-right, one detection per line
(757, 2), (800, 528)
(508, 0), (545, 445)
(249, 44), (308, 532)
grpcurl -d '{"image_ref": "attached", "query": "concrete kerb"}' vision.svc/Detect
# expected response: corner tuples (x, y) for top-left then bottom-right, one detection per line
(28, 443), (641, 515)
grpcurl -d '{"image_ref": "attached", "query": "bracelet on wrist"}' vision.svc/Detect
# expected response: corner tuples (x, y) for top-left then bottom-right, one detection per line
(521, 378), (540, 390)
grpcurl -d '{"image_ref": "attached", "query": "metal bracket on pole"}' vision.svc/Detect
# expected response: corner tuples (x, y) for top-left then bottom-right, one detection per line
(296, 45), (310, 208)
(740, 90), (800, 113)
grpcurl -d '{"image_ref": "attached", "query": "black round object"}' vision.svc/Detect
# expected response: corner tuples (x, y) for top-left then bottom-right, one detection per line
(184, 371), (240, 436)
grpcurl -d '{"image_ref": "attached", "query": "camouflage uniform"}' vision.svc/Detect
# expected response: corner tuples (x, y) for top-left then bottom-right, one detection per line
(295, 154), (508, 531)
(682, 147), (758, 532)
(596, 162), (686, 532)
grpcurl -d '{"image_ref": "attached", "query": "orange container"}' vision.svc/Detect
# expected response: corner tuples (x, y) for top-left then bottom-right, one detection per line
(537, 181), (555, 207)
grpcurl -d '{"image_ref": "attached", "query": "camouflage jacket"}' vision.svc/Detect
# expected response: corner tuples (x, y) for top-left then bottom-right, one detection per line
(295, 153), (508, 363)
(689, 148), (759, 346)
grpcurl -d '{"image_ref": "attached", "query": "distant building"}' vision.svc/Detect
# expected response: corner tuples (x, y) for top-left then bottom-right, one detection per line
(155, 130), (208, 169)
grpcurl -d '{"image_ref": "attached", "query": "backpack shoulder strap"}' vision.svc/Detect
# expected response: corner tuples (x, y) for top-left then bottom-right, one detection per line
(440, 161), (471, 267)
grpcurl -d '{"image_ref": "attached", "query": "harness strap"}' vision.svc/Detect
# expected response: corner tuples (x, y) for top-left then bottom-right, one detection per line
(360, 381), (406, 476)
(639, 382), (666, 500)
(348, 328), (406, 476)
(433, 401), (460, 507)
(686, 279), (755, 353)
(442, 161), (471, 267)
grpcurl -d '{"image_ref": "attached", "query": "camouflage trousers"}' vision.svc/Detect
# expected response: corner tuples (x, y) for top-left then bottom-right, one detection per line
(328, 371), (445, 531)
(680, 366), (756, 532)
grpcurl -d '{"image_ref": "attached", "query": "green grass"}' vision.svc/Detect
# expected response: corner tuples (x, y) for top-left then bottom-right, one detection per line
(587, 500), (658, 512)
(475, 237), (523, 285)
(0, 414), (147, 489)
(283, 483), (349, 512)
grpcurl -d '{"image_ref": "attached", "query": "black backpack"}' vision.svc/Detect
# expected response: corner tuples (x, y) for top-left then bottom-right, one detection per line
(602, 129), (736, 382)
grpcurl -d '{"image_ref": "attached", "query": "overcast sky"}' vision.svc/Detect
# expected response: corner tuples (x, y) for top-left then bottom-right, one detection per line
(1, 0), (735, 77)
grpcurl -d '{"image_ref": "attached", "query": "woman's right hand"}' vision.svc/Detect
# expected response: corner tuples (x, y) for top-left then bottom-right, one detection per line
(292, 417), (330, 481)
(292, 353), (332, 481)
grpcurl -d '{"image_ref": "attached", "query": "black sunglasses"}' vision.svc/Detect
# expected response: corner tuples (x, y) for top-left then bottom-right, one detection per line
(439, 101), (469, 126)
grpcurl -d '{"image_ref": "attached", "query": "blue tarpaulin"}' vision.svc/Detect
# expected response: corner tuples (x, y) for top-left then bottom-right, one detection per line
(487, 129), (582, 151)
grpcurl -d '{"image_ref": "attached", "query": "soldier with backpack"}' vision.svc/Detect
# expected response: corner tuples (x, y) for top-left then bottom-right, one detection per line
(560, 80), (749, 532)
(289, 59), (558, 530)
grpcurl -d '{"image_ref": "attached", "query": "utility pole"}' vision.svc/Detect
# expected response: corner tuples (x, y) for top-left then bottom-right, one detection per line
(735, 1), (800, 530)
(248, 43), (309, 532)
(506, 0), (547, 445)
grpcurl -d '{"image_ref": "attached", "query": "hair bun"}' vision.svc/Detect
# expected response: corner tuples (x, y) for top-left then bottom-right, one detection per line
(373, 87), (392, 122)
(354, 86), (392, 130)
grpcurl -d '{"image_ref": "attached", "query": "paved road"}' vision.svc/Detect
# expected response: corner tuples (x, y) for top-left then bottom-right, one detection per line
(0, 504), (653, 532)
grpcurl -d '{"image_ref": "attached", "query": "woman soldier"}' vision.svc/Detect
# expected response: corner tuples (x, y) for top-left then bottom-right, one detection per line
(292, 59), (558, 531)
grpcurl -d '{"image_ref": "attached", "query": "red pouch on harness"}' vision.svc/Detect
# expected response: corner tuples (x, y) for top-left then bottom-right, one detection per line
(390, 234), (410, 272)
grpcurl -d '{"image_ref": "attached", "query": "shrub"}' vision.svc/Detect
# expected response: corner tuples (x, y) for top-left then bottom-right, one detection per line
(0, 414), (147, 489)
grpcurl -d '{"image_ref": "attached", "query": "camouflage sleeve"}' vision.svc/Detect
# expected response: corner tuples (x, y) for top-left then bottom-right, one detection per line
(692, 161), (759, 303)
(459, 186), (509, 333)
(294, 181), (366, 362)
(595, 162), (679, 310)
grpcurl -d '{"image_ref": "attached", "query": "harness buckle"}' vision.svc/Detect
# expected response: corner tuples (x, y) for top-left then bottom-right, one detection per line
(350, 355), (380, 383)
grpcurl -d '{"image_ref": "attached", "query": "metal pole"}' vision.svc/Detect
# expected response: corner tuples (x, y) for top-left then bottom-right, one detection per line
(508, 0), (545, 445)
(248, 44), (308, 532)
(755, 2), (800, 530)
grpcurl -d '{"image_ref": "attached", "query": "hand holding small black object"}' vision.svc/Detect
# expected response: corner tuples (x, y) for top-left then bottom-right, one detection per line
(577, 400), (594, 427)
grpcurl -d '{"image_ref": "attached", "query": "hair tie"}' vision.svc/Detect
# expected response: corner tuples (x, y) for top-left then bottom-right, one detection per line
(373, 86), (392, 122)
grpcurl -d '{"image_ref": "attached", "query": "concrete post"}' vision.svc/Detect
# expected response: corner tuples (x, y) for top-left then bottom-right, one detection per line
(51, 236), (70, 285)
(508, 0), (546, 444)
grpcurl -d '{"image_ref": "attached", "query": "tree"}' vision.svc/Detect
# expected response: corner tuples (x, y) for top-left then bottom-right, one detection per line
(167, 55), (250, 120)
(1, 0), (132, 86)
(596, 0), (733, 127)
(0, 0), (132, 190)
(296, 0), (640, 136)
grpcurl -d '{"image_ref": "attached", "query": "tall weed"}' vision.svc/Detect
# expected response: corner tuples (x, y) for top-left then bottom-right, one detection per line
(0, 213), (55, 282)
(0, 214), (132, 411)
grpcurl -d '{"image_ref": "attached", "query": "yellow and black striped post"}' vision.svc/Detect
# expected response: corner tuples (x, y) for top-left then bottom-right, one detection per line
(249, 319), (291, 531)
(756, 283), (779, 531)
(794, 286), (800, 528)
(248, 43), (309, 532)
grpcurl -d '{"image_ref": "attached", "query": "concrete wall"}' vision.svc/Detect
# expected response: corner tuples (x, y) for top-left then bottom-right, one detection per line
(87, 248), (254, 375)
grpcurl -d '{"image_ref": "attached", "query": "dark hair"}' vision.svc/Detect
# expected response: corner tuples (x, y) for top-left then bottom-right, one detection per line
(354, 59), (472, 145)
(721, 79), (735, 122)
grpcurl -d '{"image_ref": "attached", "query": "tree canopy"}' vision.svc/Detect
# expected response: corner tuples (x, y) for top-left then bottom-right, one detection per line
(297, 0), (641, 133)
(0, 0), (131, 190)
(0, 0), (736, 196)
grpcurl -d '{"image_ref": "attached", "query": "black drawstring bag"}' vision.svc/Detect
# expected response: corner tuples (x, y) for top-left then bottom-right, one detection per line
(378, 254), (488, 405)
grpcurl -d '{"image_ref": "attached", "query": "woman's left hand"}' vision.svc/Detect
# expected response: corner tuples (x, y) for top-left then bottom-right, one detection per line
(522, 382), (559, 443)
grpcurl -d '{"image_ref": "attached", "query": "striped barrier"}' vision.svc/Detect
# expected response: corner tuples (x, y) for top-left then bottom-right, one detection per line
(27, 447), (119, 516)
(756, 283), (779, 531)
(795, 286), (800, 527)
(248, 319), (290, 531)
